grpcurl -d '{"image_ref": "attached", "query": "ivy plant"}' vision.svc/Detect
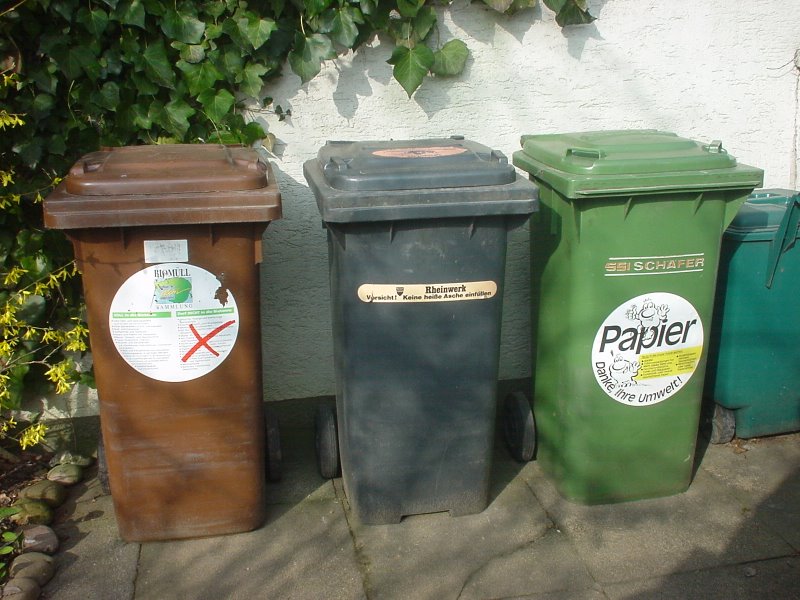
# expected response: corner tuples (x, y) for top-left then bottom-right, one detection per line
(0, 0), (593, 451)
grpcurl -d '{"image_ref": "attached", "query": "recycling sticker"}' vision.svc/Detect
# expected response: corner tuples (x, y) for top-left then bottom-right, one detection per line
(591, 292), (704, 406)
(108, 263), (239, 382)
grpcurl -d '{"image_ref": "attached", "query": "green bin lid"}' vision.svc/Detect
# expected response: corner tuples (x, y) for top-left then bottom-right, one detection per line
(304, 137), (538, 223)
(513, 129), (764, 198)
(725, 189), (799, 242)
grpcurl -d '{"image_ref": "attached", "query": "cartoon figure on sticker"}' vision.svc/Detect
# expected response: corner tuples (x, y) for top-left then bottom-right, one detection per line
(610, 353), (640, 387)
(626, 298), (669, 343)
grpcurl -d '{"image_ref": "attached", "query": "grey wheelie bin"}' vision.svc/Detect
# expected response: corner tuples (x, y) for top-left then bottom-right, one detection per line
(304, 137), (538, 524)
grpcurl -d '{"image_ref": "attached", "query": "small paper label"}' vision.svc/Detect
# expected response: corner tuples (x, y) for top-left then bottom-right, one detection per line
(144, 240), (189, 264)
(371, 146), (468, 159)
(358, 281), (497, 303)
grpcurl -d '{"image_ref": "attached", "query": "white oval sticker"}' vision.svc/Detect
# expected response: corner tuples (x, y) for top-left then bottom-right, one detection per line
(591, 292), (704, 406)
(108, 263), (239, 382)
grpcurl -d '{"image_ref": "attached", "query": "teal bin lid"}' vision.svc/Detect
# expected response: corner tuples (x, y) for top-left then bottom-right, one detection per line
(304, 137), (539, 223)
(725, 188), (800, 288)
(725, 189), (799, 242)
(513, 129), (764, 198)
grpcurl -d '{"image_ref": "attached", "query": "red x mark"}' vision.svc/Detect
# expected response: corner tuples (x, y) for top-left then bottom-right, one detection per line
(181, 320), (236, 363)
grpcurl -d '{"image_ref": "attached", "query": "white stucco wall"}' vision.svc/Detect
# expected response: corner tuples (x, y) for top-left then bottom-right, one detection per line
(32, 0), (800, 417)
(259, 0), (800, 402)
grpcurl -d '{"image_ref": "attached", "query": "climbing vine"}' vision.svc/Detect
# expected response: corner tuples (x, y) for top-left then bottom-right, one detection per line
(0, 0), (593, 449)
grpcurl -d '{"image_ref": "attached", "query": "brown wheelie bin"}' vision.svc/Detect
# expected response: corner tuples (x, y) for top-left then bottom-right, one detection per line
(43, 144), (281, 541)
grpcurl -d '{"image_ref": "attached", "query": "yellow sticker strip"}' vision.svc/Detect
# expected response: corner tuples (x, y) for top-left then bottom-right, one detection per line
(635, 345), (703, 381)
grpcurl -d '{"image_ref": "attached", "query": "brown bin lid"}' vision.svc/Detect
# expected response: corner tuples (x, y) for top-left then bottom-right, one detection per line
(44, 144), (282, 229)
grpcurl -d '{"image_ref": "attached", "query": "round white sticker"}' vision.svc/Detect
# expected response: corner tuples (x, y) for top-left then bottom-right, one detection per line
(108, 263), (239, 382)
(591, 292), (704, 406)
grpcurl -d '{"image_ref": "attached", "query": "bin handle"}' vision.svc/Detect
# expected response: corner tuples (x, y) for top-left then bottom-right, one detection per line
(765, 193), (800, 288)
(565, 147), (604, 161)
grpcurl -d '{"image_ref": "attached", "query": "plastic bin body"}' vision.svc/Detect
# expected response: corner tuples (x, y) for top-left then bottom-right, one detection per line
(705, 189), (800, 438)
(513, 130), (763, 504)
(305, 138), (538, 524)
(43, 145), (281, 541)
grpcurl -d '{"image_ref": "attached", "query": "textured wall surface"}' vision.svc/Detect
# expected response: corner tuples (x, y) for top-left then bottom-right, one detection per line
(33, 0), (800, 417)
(259, 0), (800, 401)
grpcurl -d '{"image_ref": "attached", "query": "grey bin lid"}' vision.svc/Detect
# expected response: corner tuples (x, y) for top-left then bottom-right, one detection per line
(304, 137), (539, 223)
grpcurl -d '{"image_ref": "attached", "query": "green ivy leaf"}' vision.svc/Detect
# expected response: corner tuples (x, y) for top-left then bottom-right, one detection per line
(216, 49), (245, 77)
(161, 9), (206, 44)
(327, 6), (365, 48)
(412, 6), (437, 41)
(176, 59), (223, 95)
(359, 0), (377, 16)
(203, 1), (226, 19)
(237, 14), (277, 50)
(238, 62), (269, 97)
(387, 44), (434, 97)
(481, 0), (514, 13)
(206, 23), (224, 40)
(93, 81), (120, 110)
(131, 103), (153, 129)
(16, 294), (46, 325)
(32, 93), (56, 116)
(76, 7), (110, 37)
(304, 0), (334, 18)
(131, 72), (159, 95)
(175, 43), (206, 64)
(288, 32), (336, 84)
(508, 0), (538, 14)
(431, 39), (468, 76)
(240, 121), (266, 145)
(163, 97), (196, 137)
(143, 40), (177, 88)
(542, 0), (595, 25)
(62, 46), (97, 80)
(113, 0), (146, 28)
(197, 88), (235, 123)
(396, 0), (425, 19)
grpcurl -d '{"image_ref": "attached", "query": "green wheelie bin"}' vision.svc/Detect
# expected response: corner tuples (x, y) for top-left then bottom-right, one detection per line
(704, 189), (800, 442)
(511, 130), (763, 504)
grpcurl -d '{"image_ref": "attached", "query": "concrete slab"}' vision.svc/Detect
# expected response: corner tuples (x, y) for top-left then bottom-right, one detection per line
(604, 556), (800, 600)
(697, 434), (800, 551)
(42, 472), (139, 600)
(346, 470), (555, 600)
(134, 494), (365, 600)
(522, 461), (795, 584)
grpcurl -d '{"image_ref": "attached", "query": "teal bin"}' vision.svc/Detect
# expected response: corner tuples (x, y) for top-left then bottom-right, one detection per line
(705, 189), (800, 442)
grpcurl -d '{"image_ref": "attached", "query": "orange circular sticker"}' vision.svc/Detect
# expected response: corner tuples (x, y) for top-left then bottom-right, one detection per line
(372, 146), (468, 159)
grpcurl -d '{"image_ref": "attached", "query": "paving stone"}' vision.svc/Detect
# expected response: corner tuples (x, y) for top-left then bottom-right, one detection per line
(10, 500), (54, 526)
(18, 480), (67, 509)
(47, 464), (83, 486)
(1, 577), (41, 600)
(135, 497), (364, 600)
(349, 472), (551, 600)
(21, 525), (60, 554)
(9, 552), (56, 586)
(49, 451), (92, 468)
(604, 556), (800, 599)
(698, 435), (800, 551)
(522, 461), (795, 584)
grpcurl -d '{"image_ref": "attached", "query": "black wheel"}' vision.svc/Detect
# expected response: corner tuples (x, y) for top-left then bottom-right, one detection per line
(315, 405), (340, 479)
(97, 434), (111, 495)
(265, 408), (282, 482)
(503, 391), (536, 462)
(709, 404), (735, 444)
